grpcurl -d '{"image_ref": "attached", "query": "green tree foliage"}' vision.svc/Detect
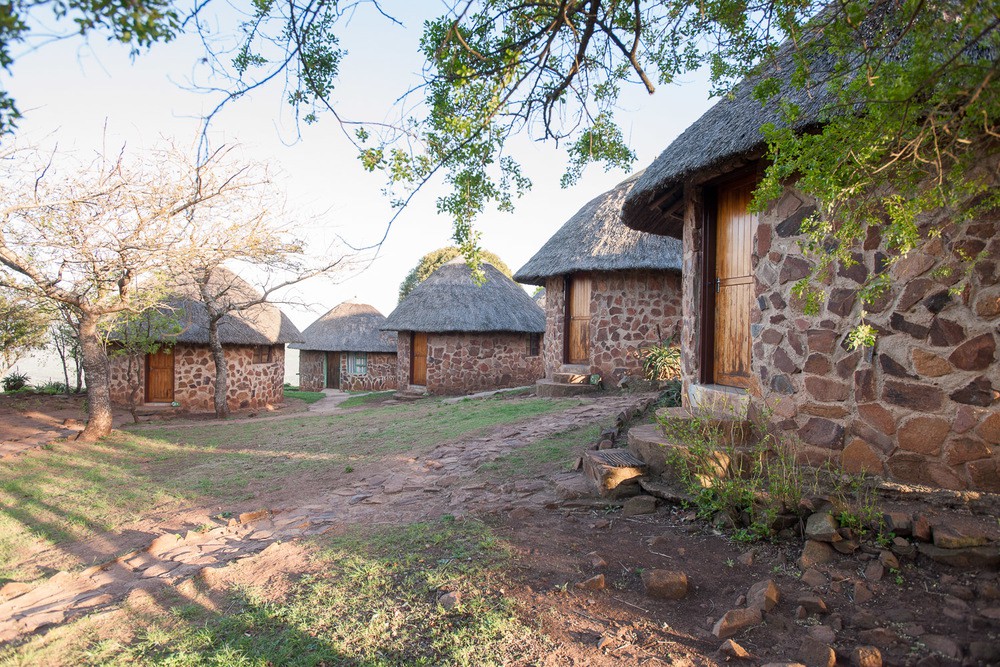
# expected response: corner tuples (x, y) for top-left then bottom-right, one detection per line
(5, 2), (997, 325)
(398, 246), (511, 303)
(0, 290), (49, 374)
(0, 0), (181, 131)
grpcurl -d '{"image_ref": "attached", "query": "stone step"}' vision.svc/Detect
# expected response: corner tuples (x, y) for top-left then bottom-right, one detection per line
(535, 379), (600, 398)
(559, 364), (590, 374)
(654, 406), (756, 448)
(583, 449), (646, 498)
(552, 372), (591, 385)
(627, 423), (759, 483)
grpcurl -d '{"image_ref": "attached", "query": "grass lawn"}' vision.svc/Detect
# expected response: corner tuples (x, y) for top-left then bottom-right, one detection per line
(0, 396), (579, 582)
(339, 390), (396, 408)
(282, 388), (327, 404)
(476, 424), (601, 480)
(1, 518), (545, 666)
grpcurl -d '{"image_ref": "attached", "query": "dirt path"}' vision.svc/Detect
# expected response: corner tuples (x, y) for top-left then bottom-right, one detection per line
(0, 393), (652, 643)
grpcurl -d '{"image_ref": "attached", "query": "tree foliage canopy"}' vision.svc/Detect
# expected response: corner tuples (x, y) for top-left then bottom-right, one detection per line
(0, 290), (49, 374)
(3, 0), (997, 291)
(398, 246), (511, 303)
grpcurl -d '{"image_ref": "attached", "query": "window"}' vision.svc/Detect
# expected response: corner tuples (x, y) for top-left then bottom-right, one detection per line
(252, 346), (273, 364)
(346, 352), (368, 375)
(528, 333), (542, 357)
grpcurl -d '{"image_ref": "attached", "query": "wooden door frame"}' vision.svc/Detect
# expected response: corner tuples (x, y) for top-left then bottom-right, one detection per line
(144, 348), (175, 403)
(563, 273), (591, 366)
(699, 167), (761, 386)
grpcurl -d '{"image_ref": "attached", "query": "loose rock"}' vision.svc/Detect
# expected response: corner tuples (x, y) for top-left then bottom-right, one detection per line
(641, 569), (688, 600)
(852, 646), (882, 667)
(800, 540), (837, 569)
(712, 607), (762, 639)
(622, 495), (657, 517)
(720, 638), (752, 660)
(575, 574), (605, 591)
(801, 568), (827, 588)
(796, 594), (828, 615)
(438, 591), (461, 610)
(805, 513), (841, 542)
(747, 579), (781, 612)
(798, 637), (835, 667)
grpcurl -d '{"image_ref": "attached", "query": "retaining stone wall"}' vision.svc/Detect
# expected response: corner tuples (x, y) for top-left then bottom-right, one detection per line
(542, 271), (682, 382)
(679, 175), (1000, 491)
(109, 343), (285, 412)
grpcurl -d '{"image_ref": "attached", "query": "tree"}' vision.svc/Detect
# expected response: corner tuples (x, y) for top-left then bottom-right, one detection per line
(49, 306), (83, 394)
(0, 289), (49, 376)
(107, 309), (181, 422)
(0, 143), (278, 440)
(398, 246), (512, 302)
(174, 219), (349, 419)
(5, 2), (996, 306)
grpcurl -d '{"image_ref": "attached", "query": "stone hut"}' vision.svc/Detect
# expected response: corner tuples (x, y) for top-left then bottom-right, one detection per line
(290, 302), (398, 392)
(514, 173), (683, 393)
(383, 258), (545, 395)
(620, 43), (999, 491)
(109, 271), (302, 412)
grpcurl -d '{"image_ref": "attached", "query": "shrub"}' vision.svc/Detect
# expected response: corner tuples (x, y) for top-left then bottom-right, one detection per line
(2, 371), (29, 392)
(33, 380), (69, 395)
(640, 339), (681, 381)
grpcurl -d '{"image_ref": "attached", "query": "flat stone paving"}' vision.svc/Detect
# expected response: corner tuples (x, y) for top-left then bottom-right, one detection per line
(0, 392), (654, 643)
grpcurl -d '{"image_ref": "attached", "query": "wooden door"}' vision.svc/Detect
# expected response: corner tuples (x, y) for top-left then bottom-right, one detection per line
(565, 276), (591, 365)
(411, 332), (428, 385)
(325, 352), (341, 389)
(145, 348), (174, 403)
(712, 178), (756, 388)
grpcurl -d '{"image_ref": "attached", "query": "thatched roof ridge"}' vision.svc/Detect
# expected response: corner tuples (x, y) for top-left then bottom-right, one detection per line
(158, 267), (303, 346)
(289, 301), (397, 352)
(513, 173), (682, 285)
(622, 32), (838, 236)
(383, 258), (545, 333)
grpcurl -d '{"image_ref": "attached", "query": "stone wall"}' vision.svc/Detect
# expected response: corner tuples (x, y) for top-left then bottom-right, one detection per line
(679, 174), (1000, 492)
(396, 333), (413, 388)
(542, 271), (682, 382)
(298, 350), (325, 391)
(297, 350), (398, 392)
(340, 353), (398, 392)
(109, 343), (286, 412)
(396, 330), (543, 394)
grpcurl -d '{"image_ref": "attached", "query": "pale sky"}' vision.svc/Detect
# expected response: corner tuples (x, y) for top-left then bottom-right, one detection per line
(6, 2), (715, 382)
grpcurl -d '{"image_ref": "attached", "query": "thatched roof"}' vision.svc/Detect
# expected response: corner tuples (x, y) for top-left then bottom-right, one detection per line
(622, 34), (837, 237)
(513, 173), (682, 285)
(290, 302), (397, 353)
(383, 258), (545, 333)
(157, 268), (302, 346)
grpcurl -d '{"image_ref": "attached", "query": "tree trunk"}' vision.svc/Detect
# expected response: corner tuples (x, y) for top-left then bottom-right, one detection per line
(207, 318), (230, 419)
(78, 313), (114, 441)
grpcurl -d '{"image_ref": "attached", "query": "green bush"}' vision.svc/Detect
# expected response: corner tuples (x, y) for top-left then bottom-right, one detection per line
(640, 339), (681, 381)
(2, 372), (29, 392)
(33, 380), (69, 395)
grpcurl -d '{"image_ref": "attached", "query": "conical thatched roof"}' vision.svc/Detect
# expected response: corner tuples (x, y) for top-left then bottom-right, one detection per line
(290, 301), (397, 352)
(513, 173), (682, 285)
(383, 258), (545, 333)
(160, 268), (302, 346)
(622, 35), (838, 237)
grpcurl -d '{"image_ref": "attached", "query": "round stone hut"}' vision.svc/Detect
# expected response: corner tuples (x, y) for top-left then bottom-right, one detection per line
(109, 271), (302, 412)
(291, 302), (398, 392)
(383, 258), (546, 395)
(513, 173), (683, 393)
